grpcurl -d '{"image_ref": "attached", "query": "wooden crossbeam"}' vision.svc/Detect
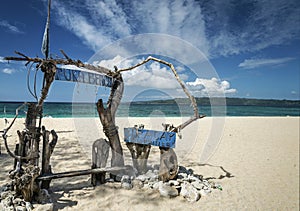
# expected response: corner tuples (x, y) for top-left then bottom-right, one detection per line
(37, 166), (128, 181)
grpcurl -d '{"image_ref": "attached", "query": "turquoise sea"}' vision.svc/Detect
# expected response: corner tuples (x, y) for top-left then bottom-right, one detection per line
(0, 101), (299, 118)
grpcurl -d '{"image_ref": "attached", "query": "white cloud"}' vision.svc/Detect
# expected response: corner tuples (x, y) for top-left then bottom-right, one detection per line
(52, 2), (112, 51)
(0, 20), (23, 34)
(0, 56), (6, 63)
(291, 91), (297, 95)
(52, 0), (210, 56)
(96, 55), (183, 89)
(51, 0), (300, 58)
(186, 77), (237, 97)
(85, 0), (132, 38)
(2, 68), (16, 74)
(238, 57), (295, 69)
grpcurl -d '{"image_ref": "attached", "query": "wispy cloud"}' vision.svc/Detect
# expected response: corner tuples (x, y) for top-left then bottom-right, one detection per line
(53, 3), (111, 51)
(52, 0), (210, 56)
(204, 0), (300, 57)
(0, 20), (23, 34)
(186, 77), (237, 97)
(238, 57), (295, 69)
(51, 0), (300, 58)
(2, 68), (16, 74)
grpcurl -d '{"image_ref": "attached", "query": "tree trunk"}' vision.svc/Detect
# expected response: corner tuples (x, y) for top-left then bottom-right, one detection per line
(96, 74), (125, 172)
(126, 143), (151, 174)
(41, 127), (58, 189)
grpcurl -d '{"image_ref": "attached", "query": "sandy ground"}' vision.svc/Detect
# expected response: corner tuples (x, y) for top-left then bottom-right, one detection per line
(0, 117), (299, 210)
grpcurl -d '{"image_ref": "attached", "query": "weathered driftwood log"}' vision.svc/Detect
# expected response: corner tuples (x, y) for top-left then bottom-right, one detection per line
(9, 164), (40, 202)
(38, 61), (57, 107)
(25, 103), (40, 167)
(16, 130), (27, 163)
(37, 166), (129, 180)
(96, 74), (125, 171)
(126, 143), (151, 174)
(158, 147), (178, 182)
(4, 51), (113, 76)
(91, 138), (110, 185)
(41, 127), (58, 189)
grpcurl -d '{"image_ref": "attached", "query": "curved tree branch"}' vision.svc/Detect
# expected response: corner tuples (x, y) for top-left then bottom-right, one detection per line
(117, 56), (202, 131)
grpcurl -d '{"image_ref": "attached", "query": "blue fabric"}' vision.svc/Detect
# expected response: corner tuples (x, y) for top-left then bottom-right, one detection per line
(124, 128), (176, 148)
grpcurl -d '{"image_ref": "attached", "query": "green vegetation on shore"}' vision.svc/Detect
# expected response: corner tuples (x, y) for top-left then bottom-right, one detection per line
(130, 97), (300, 107)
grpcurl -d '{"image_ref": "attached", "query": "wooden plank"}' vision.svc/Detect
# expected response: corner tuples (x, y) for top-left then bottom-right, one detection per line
(37, 166), (128, 181)
(124, 128), (176, 148)
(55, 67), (114, 87)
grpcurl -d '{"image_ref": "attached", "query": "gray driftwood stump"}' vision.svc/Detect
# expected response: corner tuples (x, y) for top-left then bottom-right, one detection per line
(126, 143), (151, 174)
(91, 138), (110, 185)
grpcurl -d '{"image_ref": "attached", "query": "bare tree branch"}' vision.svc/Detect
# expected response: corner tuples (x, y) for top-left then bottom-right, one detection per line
(117, 56), (202, 130)
(4, 51), (113, 76)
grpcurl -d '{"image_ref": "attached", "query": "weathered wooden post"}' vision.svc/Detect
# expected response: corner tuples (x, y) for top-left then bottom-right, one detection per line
(96, 74), (125, 173)
(91, 138), (110, 185)
(41, 127), (58, 189)
(126, 142), (151, 174)
(158, 147), (178, 182)
(26, 103), (40, 167)
(158, 124), (178, 182)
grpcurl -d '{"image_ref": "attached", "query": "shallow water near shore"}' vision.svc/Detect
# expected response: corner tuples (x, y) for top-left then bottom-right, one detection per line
(0, 102), (299, 118)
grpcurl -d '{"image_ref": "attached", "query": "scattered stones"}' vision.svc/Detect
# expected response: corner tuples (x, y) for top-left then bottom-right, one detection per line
(177, 172), (188, 180)
(25, 202), (33, 211)
(168, 180), (180, 187)
(152, 181), (163, 190)
(2, 194), (13, 207)
(0, 183), (54, 211)
(145, 170), (158, 182)
(115, 165), (221, 202)
(0, 165), (223, 209)
(180, 182), (200, 202)
(191, 181), (204, 190)
(15, 205), (27, 211)
(132, 179), (144, 189)
(121, 175), (133, 190)
(135, 174), (150, 182)
(158, 183), (178, 198)
(1, 191), (12, 200)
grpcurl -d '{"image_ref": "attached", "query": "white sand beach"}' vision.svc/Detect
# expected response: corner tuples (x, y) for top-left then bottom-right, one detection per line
(0, 117), (299, 210)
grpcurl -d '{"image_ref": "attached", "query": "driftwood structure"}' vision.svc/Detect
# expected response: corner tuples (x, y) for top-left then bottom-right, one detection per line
(0, 0), (204, 203)
(1, 51), (203, 202)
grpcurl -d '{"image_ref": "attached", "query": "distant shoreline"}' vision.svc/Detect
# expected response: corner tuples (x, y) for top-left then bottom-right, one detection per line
(0, 97), (299, 107)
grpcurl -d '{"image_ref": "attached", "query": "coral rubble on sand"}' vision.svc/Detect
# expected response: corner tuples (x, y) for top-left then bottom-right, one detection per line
(120, 165), (222, 202)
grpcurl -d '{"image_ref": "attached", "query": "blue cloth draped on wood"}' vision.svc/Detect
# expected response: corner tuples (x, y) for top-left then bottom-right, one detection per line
(124, 128), (176, 148)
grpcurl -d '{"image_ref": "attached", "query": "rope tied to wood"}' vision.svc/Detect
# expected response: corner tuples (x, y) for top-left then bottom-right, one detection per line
(102, 124), (119, 138)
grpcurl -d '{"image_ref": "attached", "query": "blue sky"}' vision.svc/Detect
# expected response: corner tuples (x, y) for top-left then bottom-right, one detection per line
(0, 0), (299, 102)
